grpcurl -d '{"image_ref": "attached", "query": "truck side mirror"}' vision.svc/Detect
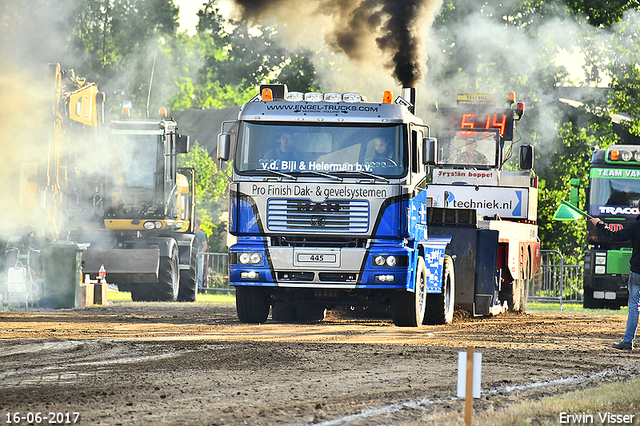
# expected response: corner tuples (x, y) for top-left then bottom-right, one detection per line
(519, 145), (534, 170)
(423, 137), (438, 165)
(217, 133), (231, 161)
(178, 134), (190, 154)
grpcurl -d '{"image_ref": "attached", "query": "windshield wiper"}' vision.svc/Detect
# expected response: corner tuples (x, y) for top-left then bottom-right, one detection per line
(256, 168), (297, 181)
(293, 170), (343, 181)
(339, 170), (389, 183)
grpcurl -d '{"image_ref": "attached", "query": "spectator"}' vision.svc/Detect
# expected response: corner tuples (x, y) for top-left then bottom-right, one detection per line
(591, 205), (640, 351)
(194, 219), (208, 289)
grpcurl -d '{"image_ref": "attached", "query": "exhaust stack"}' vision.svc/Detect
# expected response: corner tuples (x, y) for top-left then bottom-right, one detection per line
(402, 87), (416, 115)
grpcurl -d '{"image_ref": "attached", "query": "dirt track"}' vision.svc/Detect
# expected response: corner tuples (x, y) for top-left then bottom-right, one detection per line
(0, 303), (638, 425)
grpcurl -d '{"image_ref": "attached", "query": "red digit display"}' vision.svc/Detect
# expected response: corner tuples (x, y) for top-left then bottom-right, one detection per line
(442, 108), (514, 141)
(461, 113), (476, 129)
(457, 112), (507, 135)
(492, 113), (507, 136)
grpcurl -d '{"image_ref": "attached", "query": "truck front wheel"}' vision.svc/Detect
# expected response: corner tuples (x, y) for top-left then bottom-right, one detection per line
(132, 246), (179, 302)
(178, 246), (197, 302)
(236, 286), (270, 323)
(392, 256), (427, 327)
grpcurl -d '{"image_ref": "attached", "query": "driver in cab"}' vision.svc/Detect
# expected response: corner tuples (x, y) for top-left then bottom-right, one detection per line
(371, 136), (393, 162)
(456, 138), (488, 165)
(262, 132), (299, 161)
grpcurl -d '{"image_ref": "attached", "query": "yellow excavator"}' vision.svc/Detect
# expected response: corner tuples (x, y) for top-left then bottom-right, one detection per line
(2, 64), (198, 306)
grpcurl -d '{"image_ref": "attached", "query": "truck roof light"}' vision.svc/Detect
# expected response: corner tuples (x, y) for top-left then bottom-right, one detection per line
(343, 92), (363, 103)
(304, 92), (324, 102)
(635, 151), (640, 162)
(261, 88), (273, 101)
(610, 150), (619, 161)
(121, 107), (130, 119)
(324, 92), (342, 102)
(507, 91), (516, 104)
(286, 92), (304, 102)
(382, 90), (393, 104)
(158, 107), (168, 118)
(622, 151), (633, 161)
(516, 102), (525, 119)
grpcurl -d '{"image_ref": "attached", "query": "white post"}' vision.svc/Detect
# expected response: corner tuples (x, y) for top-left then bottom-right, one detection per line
(457, 347), (482, 425)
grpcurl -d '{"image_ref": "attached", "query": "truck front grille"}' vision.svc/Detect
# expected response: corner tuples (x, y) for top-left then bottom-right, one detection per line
(267, 199), (369, 233)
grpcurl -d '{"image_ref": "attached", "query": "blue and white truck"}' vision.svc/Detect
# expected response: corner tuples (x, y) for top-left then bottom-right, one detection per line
(217, 86), (537, 325)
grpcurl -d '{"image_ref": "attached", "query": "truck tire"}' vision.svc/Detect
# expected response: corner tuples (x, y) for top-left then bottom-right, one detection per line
(134, 246), (180, 302)
(178, 246), (197, 302)
(295, 304), (326, 322)
(392, 256), (427, 327)
(424, 254), (455, 325)
(507, 280), (523, 311)
(271, 302), (297, 322)
(236, 286), (270, 323)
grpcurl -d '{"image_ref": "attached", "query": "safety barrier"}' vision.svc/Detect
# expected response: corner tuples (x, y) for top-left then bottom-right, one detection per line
(197, 252), (232, 293)
(529, 249), (583, 308)
(196, 250), (586, 302)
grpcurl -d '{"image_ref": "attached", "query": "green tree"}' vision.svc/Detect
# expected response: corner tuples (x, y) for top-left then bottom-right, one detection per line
(168, 0), (320, 111)
(178, 142), (232, 252)
(66, 0), (180, 116)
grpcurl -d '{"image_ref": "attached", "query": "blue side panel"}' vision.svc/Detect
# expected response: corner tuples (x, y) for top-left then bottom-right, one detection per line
(229, 195), (237, 233)
(408, 189), (429, 242)
(423, 241), (449, 293)
(229, 238), (276, 287)
(374, 200), (402, 237)
(358, 241), (411, 289)
(237, 198), (260, 234)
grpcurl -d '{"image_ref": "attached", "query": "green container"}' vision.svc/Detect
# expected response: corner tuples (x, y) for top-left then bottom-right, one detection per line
(41, 241), (86, 309)
(606, 248), (632, 275)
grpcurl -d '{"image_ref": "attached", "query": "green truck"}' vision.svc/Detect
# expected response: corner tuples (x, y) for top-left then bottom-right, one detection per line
(573, 144), (640, 309)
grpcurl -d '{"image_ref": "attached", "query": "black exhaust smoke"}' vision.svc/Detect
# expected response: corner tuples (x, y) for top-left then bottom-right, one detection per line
(229, 0), (438, 88)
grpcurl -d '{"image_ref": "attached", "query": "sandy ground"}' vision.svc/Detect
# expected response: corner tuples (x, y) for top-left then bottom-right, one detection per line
(0, 303), (638, 425)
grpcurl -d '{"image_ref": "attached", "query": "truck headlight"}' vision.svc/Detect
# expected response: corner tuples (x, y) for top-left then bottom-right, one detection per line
(595, 265), (606, 274)
(238, 252), (262, 264)
(143, 221), (162, 230)
(373, 255), (406, 267)
(595, 256), (606, 265)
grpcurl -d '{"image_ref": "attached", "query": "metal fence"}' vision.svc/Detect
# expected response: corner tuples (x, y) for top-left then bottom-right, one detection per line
(197, 252), (233, 293)
(529, 249), (584, 307)
(195, 250), (586, 303)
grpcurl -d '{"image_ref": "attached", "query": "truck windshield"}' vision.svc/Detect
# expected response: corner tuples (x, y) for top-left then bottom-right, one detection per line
(589, 168), (640, 217)
(437, 130), (498, 168)
(234, 122), (407, 177)
(109, 133), (160, 196)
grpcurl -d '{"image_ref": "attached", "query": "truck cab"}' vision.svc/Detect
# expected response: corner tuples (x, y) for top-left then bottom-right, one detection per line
(219, 85), (454, 326)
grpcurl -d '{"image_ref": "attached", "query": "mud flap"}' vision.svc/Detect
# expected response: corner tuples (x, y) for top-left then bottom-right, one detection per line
(474, 229), (499, 316)
(82, 249), (160, 284)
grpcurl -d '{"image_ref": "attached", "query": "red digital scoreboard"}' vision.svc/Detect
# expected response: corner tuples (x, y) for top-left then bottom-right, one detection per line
(438, 108), (515, 141)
